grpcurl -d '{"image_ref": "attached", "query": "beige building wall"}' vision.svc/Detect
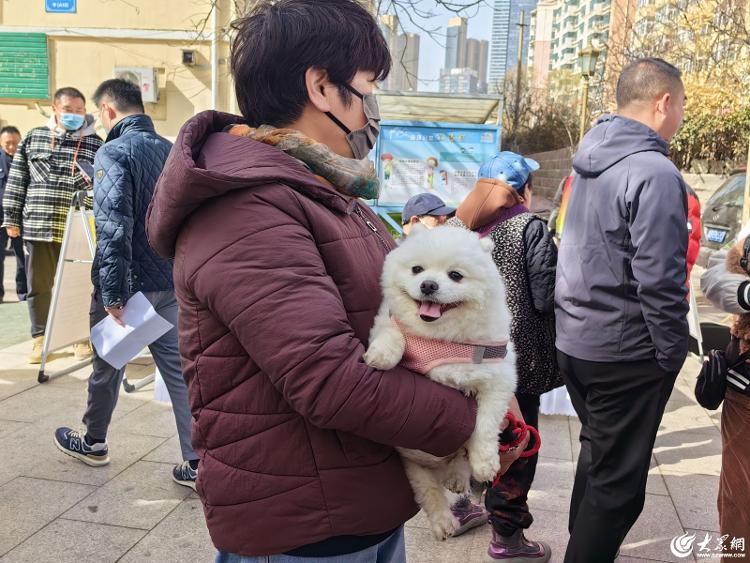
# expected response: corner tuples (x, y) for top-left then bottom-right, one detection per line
(0, 0), (237, 140)
(529, 0), (556, 90)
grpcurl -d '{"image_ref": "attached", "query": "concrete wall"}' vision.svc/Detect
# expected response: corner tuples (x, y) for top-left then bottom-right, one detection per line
(528, 146), (574, 202)
(0, 0), (237, 140)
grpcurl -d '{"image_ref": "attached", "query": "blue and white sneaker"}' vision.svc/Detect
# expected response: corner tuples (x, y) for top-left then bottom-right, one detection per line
(172, 460), (198, 491)
(54, 427), (110, 467)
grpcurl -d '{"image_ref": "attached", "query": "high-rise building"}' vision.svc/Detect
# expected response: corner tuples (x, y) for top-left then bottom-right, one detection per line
(379, 14), (421, 92)
(439, 67), (479, 94)
(489, 0), (511, 94)
(506, 1), (538, 72)
(445, 17), (469, 69)
(466, 38), (490, 93)
(399, 32), (421, 91)
(528, 0), (556, 89)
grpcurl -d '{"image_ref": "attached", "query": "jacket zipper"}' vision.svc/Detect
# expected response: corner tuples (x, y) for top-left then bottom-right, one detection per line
(353, 204), (389, 251)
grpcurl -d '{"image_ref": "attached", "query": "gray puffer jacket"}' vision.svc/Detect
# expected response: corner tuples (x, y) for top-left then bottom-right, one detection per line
(555, 115), (689, 373)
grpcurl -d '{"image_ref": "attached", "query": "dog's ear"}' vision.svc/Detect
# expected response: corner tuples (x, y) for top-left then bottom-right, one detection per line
(479, 237), (495, 254)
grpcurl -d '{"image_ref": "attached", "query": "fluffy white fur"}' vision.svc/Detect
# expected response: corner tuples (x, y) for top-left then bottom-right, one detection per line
(365, 225), (517, 540)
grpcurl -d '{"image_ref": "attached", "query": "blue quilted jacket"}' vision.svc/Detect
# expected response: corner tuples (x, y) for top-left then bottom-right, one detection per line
(92, 114), (173, 308)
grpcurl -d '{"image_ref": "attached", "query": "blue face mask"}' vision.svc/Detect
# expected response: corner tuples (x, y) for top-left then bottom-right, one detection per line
(59, 113), (85, 131)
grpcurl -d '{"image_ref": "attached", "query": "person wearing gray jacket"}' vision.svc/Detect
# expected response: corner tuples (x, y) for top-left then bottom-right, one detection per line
(701, 249), (750, 314)
(555, 58), (689, 563)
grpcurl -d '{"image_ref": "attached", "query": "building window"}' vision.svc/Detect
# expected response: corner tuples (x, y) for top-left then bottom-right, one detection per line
(0, 33), (49, 99)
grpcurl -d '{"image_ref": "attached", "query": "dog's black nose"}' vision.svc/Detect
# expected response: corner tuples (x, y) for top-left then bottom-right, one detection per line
(420, 280), (439, 295)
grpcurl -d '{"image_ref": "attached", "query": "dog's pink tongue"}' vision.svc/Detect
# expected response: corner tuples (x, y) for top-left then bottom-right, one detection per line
(419, 301), (442, 319)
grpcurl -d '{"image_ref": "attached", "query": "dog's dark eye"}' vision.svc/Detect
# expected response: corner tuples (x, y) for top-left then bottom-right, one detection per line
(412, 266), (424, 274)
(448, 271), (463, 282)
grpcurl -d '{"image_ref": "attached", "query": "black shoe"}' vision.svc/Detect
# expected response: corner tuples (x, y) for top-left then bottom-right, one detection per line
(172, 460), (198, 490)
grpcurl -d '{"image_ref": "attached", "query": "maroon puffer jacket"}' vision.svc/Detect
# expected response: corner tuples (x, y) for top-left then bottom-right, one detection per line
(146, 111), (477, 556)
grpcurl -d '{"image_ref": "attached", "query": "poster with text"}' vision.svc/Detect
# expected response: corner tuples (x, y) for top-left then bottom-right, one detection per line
(375, 121), (500, 207)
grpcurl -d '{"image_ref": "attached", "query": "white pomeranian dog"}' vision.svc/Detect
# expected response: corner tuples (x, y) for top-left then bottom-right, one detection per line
(365, 225), (517, 540)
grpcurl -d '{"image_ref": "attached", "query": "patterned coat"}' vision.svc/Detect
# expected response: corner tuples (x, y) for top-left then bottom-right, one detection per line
(451, 212), (562, 396)
(1, 116), (102, 243)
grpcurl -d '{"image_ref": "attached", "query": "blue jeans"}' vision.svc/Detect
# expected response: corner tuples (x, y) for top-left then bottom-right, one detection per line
(215, 527), (406, 563)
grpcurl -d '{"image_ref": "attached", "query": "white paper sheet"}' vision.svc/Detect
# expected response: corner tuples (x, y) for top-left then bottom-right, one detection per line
(90, 292), (174, 370)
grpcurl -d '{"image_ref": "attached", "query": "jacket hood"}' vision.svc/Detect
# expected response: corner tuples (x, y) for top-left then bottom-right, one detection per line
(147, 111), (350, 259)
(46, 114), (98, 138)
(105, 113), (155, 142)
(572, 115), (669, 178)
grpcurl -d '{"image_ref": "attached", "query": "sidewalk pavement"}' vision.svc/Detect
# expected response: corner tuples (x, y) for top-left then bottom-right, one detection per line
(0, 254), (726, 562)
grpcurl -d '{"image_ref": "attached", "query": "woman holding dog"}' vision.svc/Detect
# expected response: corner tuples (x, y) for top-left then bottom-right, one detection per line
(146, 1), (479, 561)
(450, 151), (561, 563)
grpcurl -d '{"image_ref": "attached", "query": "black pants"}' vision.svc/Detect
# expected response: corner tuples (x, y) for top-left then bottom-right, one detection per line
(486, 393), (541, 536)
(558, 351), (678, 563)
(0, 229), (26, 301)
(25, 240), (61, 337)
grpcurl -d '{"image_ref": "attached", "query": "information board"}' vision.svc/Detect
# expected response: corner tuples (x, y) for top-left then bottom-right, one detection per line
(374, 120), (500, 207)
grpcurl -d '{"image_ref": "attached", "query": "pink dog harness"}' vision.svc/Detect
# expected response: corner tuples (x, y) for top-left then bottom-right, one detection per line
(396, 321), (509, 374)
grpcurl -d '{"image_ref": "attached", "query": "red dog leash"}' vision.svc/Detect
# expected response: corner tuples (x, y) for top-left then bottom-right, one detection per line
(492, 412), (541, 487)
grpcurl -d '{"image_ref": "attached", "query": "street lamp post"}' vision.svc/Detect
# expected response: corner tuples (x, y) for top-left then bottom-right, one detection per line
(578, 42), (601, 144)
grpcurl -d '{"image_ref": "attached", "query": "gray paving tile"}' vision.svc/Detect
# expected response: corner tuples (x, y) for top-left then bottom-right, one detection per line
(118, 499), (215, 563)
(404, 522), (489, 563)
(0, 367), (38, 401)
(620, 494), (689, 562)
(109, 400), (180, 439)
(538, 414), (574, 461)
(0, 418), (29, 438)
(142, 434), (181, 464)
(62, 460), (192, 529)
(527, 459), (575, 514)
(654, 430), (722, 477)
(6, 420), (164, 487)
(522, 506), (571, 562)
(2, 518), (145, 563)
(663, 473), (720, 532)
(0, 477), (95, 556)
(647, 465), (669, 496)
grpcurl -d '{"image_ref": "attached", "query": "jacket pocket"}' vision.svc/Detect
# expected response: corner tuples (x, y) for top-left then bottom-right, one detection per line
(336, 430), (392, 466)
(28, 152), (52, 185)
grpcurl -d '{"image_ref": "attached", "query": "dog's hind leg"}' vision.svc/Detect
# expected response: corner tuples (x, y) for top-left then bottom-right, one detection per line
(402, 459), (459, 540)
(442, 452), (471, 495)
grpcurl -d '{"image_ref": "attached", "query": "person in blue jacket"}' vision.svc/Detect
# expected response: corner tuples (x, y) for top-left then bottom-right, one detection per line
(53, 79), (199, 490)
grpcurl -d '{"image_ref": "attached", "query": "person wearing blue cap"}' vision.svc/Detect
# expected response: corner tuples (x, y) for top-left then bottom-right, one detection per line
(400, 192), (455, 237)
(451, 150), (560, 562)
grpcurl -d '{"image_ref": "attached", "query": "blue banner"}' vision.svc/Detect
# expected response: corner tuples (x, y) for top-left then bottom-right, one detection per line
(375, 121), (500, 207)
(46, 0), (76, 13)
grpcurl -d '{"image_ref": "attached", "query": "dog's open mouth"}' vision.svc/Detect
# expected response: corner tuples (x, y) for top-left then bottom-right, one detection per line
(416, 300), (460, 322)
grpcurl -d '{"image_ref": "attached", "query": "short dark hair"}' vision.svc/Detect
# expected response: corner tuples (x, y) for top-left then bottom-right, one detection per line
(231, 0), (391, 127)
(54, 87), (86, 104)
(93, 79), (145, 113)
(0, 126), (21, 137)
(616, 58), (683, 108)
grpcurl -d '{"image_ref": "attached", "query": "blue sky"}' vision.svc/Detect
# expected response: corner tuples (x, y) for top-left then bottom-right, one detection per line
(392, 2), (494, 91)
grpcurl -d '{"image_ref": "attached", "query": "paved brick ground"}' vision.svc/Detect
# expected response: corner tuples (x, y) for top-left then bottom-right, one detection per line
(0, 254), (728, 562)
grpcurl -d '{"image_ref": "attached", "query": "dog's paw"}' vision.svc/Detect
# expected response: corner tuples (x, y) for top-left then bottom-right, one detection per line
(469, 451), (501, 483)
(364, 344), (400, 370)
(429, 510), (460, 541)
(443, 474), (470, 495)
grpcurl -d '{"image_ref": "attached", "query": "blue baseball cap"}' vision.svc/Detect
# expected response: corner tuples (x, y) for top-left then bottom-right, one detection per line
(402, 193), (456, 225)
(478, 151), (540, 191)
